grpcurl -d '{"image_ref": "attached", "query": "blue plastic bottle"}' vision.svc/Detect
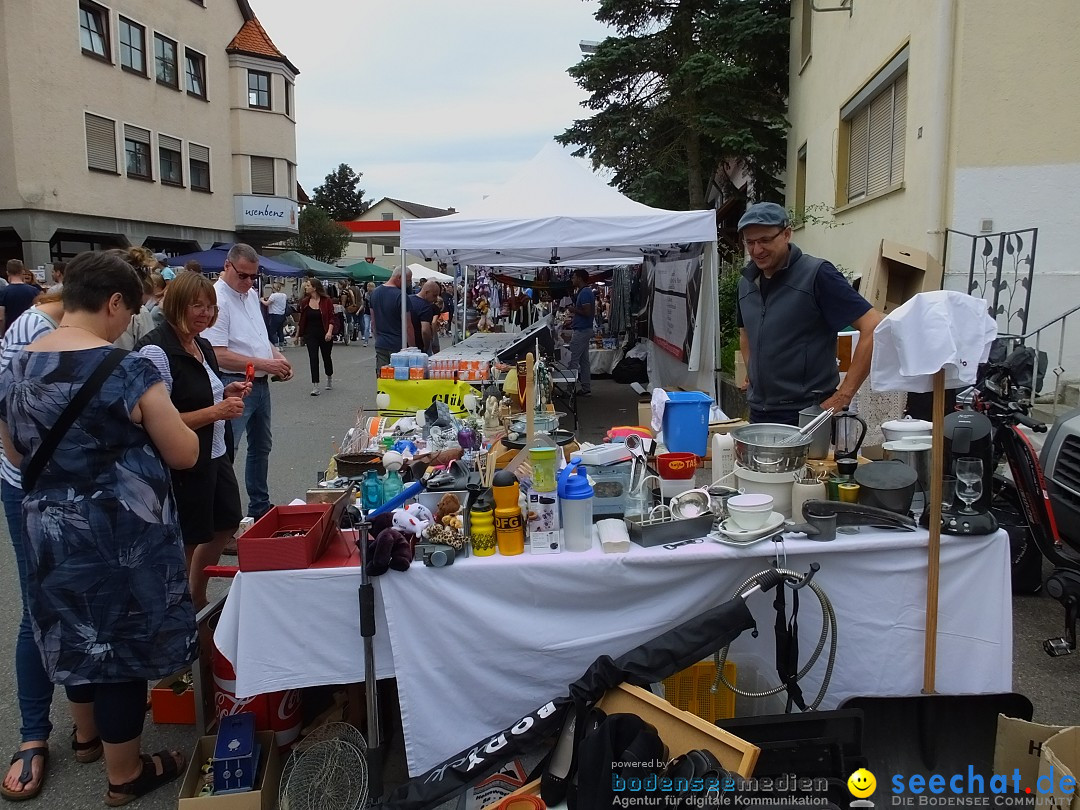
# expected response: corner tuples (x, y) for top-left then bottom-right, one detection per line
(362, 469), (383, 511)
(381, 469), (403, 504)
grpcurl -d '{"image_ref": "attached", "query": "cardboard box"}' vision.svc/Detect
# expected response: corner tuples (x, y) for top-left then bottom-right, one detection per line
(862, 239), (944, 315)
(995, 714), (1067, 796)
(179, 730), (281, 810)
(481, 683), (758, 810)
(151, 670), (195, 725)
(638, 398), (654, 435)
(1039, 726), (1080, 810)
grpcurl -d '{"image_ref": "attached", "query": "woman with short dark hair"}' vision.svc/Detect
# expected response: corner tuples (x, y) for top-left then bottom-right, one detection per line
(136, 271), (251, 610)
(0, 250), (199, 805)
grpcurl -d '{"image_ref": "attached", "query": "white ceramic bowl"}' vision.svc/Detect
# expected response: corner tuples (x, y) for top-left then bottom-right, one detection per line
(881, 418), (933, 443)
(727, 493), (775, 530)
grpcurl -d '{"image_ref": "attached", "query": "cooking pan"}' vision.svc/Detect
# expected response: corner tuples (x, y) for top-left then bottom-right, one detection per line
(854, 460), (918, 515)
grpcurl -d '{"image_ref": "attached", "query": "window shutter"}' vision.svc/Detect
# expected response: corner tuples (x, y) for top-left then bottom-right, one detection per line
(189, 143), (209, 163)
(846, 106), (869, 202)
(890, 72), (907, 186)
(85, 113), (117, 172)
(866, 87), (894, 196)
(251, 156), (275, 195)
(124, 124), (150, 145)
(159, 134), (182, 153)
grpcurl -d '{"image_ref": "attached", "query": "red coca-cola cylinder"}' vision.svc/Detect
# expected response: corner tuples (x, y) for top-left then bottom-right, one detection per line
(212, 644), (302, 749)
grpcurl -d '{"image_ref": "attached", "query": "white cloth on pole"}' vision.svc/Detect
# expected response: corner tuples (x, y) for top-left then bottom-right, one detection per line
(871, 290), (998, 393)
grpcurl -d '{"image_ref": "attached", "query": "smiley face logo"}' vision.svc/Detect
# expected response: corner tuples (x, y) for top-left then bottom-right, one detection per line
(848, 768), (876, 798)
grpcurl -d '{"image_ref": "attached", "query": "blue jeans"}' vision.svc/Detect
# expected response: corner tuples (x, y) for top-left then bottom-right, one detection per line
(360, 312), (372, 340)
(568, 328), (594, 394)
(2, 480), (54, 743)
(267, 314), (285, 346)
(227, 378), (273, 519)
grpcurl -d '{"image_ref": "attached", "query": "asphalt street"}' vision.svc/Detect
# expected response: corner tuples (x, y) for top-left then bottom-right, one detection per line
(0, 340), (1077, 808)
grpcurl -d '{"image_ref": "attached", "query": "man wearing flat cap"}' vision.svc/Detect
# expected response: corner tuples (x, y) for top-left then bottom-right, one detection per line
(736, 202), (881, 425)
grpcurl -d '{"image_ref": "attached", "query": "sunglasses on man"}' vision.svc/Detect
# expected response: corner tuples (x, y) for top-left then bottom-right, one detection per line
(225, 260), (259, 281)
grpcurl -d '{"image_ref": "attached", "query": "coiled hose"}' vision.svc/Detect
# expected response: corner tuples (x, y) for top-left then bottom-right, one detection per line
(710, 568), (838, 711)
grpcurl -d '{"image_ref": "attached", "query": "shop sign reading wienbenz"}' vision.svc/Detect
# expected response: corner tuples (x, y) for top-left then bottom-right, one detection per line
(233, 195), (299, 233)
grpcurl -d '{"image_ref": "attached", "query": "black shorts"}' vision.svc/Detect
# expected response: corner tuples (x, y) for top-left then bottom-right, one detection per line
(172, 454), (243, 546)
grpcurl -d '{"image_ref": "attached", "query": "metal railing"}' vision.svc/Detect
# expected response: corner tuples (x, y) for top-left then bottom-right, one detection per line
(1001, 302), (1080, 417)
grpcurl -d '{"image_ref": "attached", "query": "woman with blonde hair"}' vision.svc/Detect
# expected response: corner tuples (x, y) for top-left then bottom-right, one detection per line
(136, 271), (250, 609)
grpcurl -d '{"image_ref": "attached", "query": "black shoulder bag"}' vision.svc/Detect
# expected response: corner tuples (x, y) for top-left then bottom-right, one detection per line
(22, 348), (126, 491)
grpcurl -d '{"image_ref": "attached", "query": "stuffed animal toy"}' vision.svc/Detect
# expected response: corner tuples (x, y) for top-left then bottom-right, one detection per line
(434, 493), (461, 524)
(392, 504), (432, 537)
(365, 527), (414, 575)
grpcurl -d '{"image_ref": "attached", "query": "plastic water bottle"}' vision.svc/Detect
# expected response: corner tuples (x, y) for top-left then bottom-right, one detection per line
(558, 459), (594, 552)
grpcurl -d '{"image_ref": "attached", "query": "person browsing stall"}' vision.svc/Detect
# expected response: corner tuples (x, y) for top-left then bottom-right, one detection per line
(136, 272), (251, 610)
(567, 268), (595, 396)
(201, 243), (293, 520)
(410, 280), (441, 354)
(736, 202), (882, 425)
(370, 267), (414, 373)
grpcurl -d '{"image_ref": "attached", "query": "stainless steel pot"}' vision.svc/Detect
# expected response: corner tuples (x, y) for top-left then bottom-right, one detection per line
(730, 423), (812, 473)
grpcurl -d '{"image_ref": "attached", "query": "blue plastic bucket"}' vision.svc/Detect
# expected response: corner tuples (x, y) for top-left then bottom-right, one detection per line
(661, 391), (713, 456)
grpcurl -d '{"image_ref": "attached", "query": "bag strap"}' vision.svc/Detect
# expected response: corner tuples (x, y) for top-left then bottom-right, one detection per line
(23, 348), (127, 491)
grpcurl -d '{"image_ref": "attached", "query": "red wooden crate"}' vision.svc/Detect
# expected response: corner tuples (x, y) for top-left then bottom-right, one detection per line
(237, 504), (331, 572)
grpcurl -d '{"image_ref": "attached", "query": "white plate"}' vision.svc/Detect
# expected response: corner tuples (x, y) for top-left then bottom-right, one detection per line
(713, 511), (786, 543)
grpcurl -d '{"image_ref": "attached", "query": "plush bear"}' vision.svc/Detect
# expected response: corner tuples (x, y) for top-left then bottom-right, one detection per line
(434, 493), (461, 524)
(366, 528), (399, 576)
(388, 532), (414, 571)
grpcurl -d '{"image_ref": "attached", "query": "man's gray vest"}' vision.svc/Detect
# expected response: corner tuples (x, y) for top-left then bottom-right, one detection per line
(738, 244), (839, 413)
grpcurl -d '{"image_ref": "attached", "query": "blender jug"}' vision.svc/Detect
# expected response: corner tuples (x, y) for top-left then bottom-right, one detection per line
(833, 409), (867, 460)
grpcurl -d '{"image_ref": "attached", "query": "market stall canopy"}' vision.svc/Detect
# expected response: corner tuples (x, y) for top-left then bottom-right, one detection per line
(407, 263), (454, 283)
(166, 244), (304, 277)
(400, 142), (716, 266)
(341, 261), (393, 284)
(274, 250), (349, 279)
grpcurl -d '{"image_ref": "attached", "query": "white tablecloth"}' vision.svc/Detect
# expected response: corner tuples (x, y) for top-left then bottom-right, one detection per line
(214, 527), (1012, 777)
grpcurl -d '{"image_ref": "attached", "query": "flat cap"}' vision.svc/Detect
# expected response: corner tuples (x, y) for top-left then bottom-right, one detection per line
(738, 202), (789, 231)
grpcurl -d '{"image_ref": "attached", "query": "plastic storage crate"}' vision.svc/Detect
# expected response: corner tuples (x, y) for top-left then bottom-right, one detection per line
(660, 660), (738, 722)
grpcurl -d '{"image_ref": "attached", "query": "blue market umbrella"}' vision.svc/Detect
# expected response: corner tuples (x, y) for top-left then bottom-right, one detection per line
(166, 244), (304, 277)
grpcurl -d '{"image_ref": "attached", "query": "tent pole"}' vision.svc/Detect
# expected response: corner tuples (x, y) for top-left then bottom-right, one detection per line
(400, 249), (408, 352)
(463, 265), (470, 341)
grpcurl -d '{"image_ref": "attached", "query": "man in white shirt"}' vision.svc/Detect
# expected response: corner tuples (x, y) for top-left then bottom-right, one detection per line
(201, 243), (293, 519)
(261, 282), (288, 348)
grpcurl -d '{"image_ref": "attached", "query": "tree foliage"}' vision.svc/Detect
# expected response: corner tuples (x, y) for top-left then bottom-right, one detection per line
(558, 0), (790, 210)
(312, 163), (368, 221)
(288, 206), (351, 263)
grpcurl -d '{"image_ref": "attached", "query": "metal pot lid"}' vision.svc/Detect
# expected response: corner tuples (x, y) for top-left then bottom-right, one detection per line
(854, 460), (919, 489)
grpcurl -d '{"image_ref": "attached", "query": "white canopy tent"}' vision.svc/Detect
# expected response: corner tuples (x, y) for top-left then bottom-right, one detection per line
(400, 143), (721, 396)
(407, 263), (454, 283)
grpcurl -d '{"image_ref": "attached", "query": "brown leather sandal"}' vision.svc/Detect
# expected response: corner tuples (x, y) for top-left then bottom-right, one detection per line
(104, 750), (185, 807)
(0, 747), (48, 802)
(70, 728), (102, 764)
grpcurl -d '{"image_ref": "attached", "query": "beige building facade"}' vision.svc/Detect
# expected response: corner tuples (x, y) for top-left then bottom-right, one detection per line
(786, 0), (1080, 355)
(0, 0), (299, 269)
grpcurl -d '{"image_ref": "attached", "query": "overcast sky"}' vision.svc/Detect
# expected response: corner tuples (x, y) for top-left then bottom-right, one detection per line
(251, 0), (613, 211)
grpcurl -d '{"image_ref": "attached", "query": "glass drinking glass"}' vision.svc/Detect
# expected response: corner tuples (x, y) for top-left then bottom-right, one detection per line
(954, 458), (984, 514)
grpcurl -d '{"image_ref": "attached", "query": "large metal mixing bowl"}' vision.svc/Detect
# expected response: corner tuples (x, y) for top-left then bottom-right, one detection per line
(730, 423), (812, 473)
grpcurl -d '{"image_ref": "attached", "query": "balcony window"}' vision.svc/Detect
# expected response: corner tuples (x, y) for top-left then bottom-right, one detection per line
(79, 2), (110, 61)
(159, 135), (183, 186)
(118, 17), (145, 75)
(124, 125), (152, 180)
(190, 143), (211, 192)
(155, 34), (179, 89)
(285, 80), (293, 117)
(185, 49), (206, 99)
(248, 70), (271, 110)
(250, 156), (275, 195)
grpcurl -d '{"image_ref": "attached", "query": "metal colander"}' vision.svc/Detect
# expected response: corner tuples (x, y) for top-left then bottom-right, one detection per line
(730, 423), (812, 473)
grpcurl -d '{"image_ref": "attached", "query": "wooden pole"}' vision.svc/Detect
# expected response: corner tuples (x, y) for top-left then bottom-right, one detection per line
(923, 368), (946, 693)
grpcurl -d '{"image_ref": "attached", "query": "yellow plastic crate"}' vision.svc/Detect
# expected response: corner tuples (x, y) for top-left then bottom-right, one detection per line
(661, 660), (737, 721)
